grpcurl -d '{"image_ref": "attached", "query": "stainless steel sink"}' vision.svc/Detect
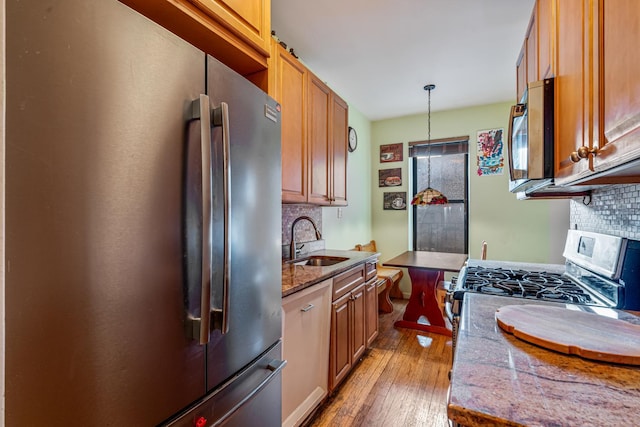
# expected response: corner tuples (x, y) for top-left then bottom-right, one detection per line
(288, 255), (349, 267)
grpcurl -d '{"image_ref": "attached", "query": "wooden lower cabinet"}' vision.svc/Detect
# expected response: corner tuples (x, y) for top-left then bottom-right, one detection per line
(330, 291), (354, 390)
(363, 260), (379, 347)
(329, 263), (378, 392)
(281, 279), (332, 427)
(329, 283), (365, 392)
(365, 277), (379, 347)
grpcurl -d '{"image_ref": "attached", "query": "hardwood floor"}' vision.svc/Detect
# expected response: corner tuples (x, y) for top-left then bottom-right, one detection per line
(309, 299), (453, 427)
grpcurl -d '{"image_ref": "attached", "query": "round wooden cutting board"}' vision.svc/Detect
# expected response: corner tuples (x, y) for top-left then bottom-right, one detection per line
(495, 304), (640, 365)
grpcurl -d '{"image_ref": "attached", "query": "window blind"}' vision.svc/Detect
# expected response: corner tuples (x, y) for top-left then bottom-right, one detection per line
(408, 135), (469, 157)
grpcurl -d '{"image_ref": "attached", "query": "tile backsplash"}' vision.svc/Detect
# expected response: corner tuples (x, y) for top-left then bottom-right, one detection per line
(281, 204), (324, 258)
(570, 184), (640, 240)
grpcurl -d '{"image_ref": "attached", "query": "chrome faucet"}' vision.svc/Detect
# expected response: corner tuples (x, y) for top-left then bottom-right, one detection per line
(289, 216), (322, 260)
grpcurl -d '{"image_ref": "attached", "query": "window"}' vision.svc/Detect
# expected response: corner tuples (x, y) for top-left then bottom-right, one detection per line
(410, 137), (469, 254)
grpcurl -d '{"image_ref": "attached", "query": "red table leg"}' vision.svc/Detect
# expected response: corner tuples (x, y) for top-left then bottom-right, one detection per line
(394, 267), (452, 336)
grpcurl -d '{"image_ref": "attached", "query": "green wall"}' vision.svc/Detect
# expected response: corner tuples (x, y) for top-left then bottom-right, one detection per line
(320, 101), (570, 296)
(371, 102), (569, 294)
(321, 105), (373, 249)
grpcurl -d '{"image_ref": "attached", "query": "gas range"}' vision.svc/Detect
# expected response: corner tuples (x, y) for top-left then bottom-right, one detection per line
(452, 230), (640, 311)
(446, 230), (640, 354)
(460, 264), (597, 305)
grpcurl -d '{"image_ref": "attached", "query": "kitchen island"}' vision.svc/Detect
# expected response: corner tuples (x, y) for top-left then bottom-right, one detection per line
(448, 293), (640, 427)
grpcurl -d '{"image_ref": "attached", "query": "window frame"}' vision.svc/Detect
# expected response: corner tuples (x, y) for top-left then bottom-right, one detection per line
(411, 151), (469, 254)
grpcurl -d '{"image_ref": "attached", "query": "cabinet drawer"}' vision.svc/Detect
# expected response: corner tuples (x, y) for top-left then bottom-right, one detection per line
(332, 264), (365, 301)
(364, 261), (377, 282)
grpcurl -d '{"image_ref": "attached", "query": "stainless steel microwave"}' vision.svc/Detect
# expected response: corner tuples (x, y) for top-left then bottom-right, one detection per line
(507, 78), (555, 193)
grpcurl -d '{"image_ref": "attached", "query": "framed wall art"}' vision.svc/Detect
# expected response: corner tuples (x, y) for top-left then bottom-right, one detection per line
(378, 168), (402, 187)
(380, 143), (403, 163)
(383, 192), (407, 210)
(476, 128), (504, 176)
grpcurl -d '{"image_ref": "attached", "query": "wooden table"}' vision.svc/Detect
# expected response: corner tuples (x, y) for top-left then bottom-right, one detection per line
(384, 251), (468, 336)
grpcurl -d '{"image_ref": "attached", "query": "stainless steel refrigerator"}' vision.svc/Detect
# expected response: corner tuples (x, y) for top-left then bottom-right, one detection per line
(6, 0), (284, 425)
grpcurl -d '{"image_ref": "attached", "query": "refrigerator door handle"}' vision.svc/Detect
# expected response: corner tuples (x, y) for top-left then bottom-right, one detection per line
(188, 94), (213, 345)
(211, 102), (231, 335)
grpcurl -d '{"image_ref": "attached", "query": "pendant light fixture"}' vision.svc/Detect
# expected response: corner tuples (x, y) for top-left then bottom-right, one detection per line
(411, 84), (449, 206)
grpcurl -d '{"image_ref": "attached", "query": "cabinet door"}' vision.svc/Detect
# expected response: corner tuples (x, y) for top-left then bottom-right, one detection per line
(538, 0), (554, 79)
(330, 93), (348, 205)
(516, 10), (537, 101)
(350, 283), (366, 363)
(307, 73), (331, 205)
(526, 10), (538, 84)
(364, 279), (379, 348)
(329, 293), (352, 391)
(554, 0), (593, 184)
(120, 0), (269, 76)
(516, 44), (527, 101)
(274, 41), (308, 203)
(595, 0), (640, 174)
(189, 0), (270, 56)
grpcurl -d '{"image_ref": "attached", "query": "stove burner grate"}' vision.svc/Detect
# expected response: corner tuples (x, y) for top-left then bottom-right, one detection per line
(463, 266), (593, 304)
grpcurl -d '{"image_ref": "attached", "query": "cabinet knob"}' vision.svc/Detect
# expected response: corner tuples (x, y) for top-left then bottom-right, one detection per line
(570, 146), (598, 163)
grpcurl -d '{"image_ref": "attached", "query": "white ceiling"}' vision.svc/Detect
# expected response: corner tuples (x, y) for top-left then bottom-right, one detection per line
(271, 0), (535, 121)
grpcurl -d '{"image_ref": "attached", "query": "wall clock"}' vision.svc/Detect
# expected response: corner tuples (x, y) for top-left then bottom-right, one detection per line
(348, 126), (358, 152)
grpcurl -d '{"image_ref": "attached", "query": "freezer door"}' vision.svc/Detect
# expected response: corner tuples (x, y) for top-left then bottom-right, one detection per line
(206, 55), (283, 390)
(6, 0), (208, 425)
(166, 342), (285, 427)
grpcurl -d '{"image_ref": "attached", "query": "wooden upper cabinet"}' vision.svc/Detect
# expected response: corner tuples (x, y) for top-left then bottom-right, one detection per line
(526, 11), (538, 85)
(268, 40), (349, 205)
(594, 0), (640, 177)
(119, 0), (270, 78)
(518, 0), (640, 186)
(189, 0), (270, 56)
(516, 0), (554, 100)
(516, 45), (527, 102)
(271, 40), (308, 203)
(553, 0), (640, 184)
(553, 0), (593, 184)
(330, 94), (349, 206)
(515, 7), (537, 101)
(307, 73), (332, 205)
(307, 79), (348, 206)
(537, 0), (554, 79)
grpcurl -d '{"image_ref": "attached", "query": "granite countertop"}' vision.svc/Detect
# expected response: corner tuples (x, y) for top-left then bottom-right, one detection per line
(281, 249), (379, 297)
(448, 292), (640, 427)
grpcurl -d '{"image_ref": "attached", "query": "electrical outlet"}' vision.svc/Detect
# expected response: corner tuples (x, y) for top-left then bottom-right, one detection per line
(337, 208), (343, 219)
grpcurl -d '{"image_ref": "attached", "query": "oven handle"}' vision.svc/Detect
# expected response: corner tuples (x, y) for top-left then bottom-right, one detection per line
(444, 276), (460, 324)
(444, 292), (455, 324)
